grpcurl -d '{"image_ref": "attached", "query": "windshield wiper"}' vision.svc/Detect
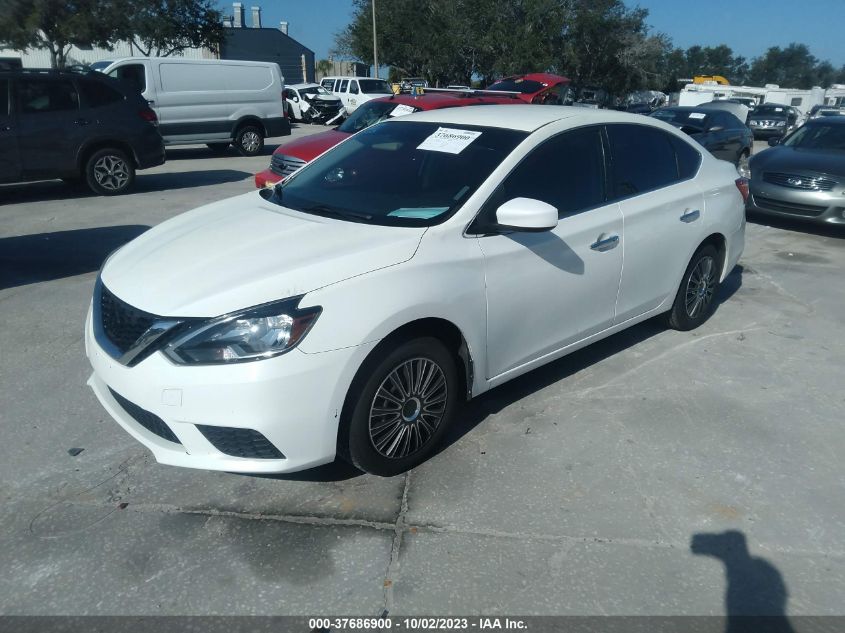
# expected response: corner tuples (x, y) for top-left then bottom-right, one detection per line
(305, 204), (373, 223)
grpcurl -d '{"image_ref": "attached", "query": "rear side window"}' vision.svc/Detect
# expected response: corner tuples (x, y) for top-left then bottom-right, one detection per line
(108, 64), (146, 93)
(340, 79), (349, 92)
(349, 80), (359, 94)
(18, 78), (79, 113)
(606, 124), (679, 198)
(670, 135), (702, 180)
(0, 79), (8, 116)
(482, 126), (606, 219)
(79, 79), (123, 108)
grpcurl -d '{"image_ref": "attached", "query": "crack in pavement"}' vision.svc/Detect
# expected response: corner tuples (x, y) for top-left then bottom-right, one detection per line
(382, 472), (411, 615)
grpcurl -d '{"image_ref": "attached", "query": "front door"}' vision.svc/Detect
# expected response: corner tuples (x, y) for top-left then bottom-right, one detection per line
(474, 126), (624, 380)
(0, 77), (20, 182)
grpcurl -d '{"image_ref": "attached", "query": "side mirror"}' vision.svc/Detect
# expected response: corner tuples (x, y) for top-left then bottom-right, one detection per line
(293, 96), (300, 102)
(495, 197), (558, 232)
(768, 137), (780, 147)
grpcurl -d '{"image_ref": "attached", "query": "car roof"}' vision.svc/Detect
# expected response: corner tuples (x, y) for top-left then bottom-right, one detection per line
(807, 115), (845, 125)
(289, 83), (319, 89)
(388, 104), (664, 132)
(370, 92), (520, 110)
(659, 106), (713, 113)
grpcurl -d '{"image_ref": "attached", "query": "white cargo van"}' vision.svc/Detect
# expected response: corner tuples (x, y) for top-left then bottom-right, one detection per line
(104, 57), (289, 155)
(319, 76), (393, 113)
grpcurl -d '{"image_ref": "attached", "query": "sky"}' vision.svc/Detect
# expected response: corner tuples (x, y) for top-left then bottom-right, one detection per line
(222, 0), (845, 68)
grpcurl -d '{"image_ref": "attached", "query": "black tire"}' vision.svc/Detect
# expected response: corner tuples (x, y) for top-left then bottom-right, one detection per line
(234, 124), (264, 156)
(662, 244), (721, 331)
(84, 148), (135, 196)
(340, 337), (460, 476)
(207, 142), (230, 154)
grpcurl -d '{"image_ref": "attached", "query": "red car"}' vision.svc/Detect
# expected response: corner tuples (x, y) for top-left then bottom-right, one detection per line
(254, 90), (522, 188)
(486, 73), (570, 105)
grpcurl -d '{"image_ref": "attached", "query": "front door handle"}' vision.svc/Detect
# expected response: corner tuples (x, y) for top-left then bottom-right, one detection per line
(680, 209), (700, 223)
(590, 234), (619, 251)
(0, 124), (11, 132)
(74, 119), (90, 126)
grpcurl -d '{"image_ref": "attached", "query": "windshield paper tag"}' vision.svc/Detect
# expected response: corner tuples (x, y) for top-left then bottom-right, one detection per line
(390, 104), (416, 117)
(417, 127), (482, 154)
(688, 112), (706, 119)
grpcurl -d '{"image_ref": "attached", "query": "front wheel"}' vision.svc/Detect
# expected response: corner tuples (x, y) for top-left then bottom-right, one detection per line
(662, 244), (721, 331)
(341, 337), (460, 476)
(234, 125), (264, 156)
(84, 148), (135, 195)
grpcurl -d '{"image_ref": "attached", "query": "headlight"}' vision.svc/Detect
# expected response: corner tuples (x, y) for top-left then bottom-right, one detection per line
(164, 297), (321, 365)
(775, 121), (786, 126)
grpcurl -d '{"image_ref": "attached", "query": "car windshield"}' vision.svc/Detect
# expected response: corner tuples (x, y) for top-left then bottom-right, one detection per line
(337, 100), (420, 134)
(270, 121), (527, 227)
(358, 79), (392, 94)
(487, 78), (545, 94)
(754, 105), (787, 116)
(651, 109), (710, 129)
(782, 123), (845, 150)
(300, 86), (332, 97)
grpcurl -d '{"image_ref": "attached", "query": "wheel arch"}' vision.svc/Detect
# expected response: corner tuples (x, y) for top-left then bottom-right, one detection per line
(699, 232), (727, 279)
(77, 139), (138, 173)
(231, 115), (267, 138)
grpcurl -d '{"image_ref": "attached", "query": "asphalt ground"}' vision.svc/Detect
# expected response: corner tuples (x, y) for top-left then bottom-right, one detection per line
(1, 130), (844, 618)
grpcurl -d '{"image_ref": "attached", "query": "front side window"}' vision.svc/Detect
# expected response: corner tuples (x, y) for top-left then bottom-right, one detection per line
(478, 126), (606, 223)
(606, 124), (680, 199)
(108, 64), (146, 93)
(339, 79), (349, 92)
(18, 79), (79, 114)
(349, 81), (359, 95)
(271, 121), (527, 227)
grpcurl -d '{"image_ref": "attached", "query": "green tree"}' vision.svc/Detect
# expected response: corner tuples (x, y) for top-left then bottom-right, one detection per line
(748, 43), (819, 89)
(118, 0), (224, 57)
(0, 0), (122, 67)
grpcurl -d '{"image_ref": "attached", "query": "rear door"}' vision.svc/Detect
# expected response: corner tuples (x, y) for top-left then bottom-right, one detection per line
(0, 77), (20, 182)
(607, 124), (707, 323)
(15, 76), (85, 178)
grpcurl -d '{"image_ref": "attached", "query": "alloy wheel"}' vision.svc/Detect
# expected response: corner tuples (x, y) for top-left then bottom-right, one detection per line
(685, 255), (716, 318)
(93, 155), (130, 191)
(241, 131), (261, 153)
(368, 357), (448, 459)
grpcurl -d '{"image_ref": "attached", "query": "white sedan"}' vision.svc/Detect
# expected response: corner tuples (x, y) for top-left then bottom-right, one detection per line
(85, 105), (746, 476)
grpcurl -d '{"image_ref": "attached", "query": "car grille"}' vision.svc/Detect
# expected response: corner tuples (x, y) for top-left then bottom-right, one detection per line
(100, 284), (158, 355)
(196, 425), (285, 459)
(270, 154), (306, 178)
(752, 120), (780, 127)
(762, 172), (837, 191)
(312, 100), (341, 113)
(752, 195), (827, 217)
(109, 388), (181, 444)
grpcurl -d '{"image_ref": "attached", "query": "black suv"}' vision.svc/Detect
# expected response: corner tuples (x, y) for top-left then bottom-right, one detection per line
(0, 69), (165, 195)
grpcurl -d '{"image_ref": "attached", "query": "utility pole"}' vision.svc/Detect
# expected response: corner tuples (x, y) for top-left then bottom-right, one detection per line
(372, 0), (379, 78)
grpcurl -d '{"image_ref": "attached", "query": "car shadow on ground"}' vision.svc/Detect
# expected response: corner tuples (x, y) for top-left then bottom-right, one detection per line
(264, 264), (745, 483)
(691, 530), (795, 633)
(0, 225), (150, 290)
(0, 169), (253, 204)
(747, 211), (845, 239)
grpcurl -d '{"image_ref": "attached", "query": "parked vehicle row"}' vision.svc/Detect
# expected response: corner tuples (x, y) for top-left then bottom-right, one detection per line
(0, 68), (165, 195)
(319, 76), (394, 113)
(86, 105), (746, 476)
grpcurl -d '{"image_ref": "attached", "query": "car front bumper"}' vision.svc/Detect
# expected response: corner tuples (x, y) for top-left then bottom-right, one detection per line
(85, 306), (376, 473)
(749, 125), (787, 139)
(746, 180), (845, 225)
(254, 167), (282, 189)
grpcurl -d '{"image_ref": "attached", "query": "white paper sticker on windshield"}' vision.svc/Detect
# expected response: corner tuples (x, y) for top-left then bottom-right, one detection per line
(390, 104), (416, 117)
(417, 127), (482, 154)
(688, 112), (706, 119)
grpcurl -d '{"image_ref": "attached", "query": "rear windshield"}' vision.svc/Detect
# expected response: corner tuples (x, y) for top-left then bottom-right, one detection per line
(268, 121), (527, 227)
(358, 79), (392, 94)
(651, 109), (710, 129)
(754, 105), (787, 116)
(337, 99), (420, 134)
(487, 78), (545, 94)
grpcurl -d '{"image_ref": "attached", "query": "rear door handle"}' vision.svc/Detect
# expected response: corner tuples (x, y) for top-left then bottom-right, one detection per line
(680, 209), (700, 223)
(590, 234), (619, 251)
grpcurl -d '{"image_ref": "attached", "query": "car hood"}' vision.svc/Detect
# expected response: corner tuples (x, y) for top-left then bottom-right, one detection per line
(271, 129), (349, 162)
(304, 93), (341, 104)
(101, 192), (427, 317)
(751, 146), (845, 178)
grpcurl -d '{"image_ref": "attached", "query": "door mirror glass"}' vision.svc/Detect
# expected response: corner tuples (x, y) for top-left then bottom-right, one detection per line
(496, 197), (558, 232)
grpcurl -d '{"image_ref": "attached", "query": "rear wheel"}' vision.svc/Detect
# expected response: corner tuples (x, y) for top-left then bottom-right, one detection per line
(341, 337), (459, 476)
(234, 125), (264, 156)
(84, 148), (135, 195)
(663, 244), (721, 331)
